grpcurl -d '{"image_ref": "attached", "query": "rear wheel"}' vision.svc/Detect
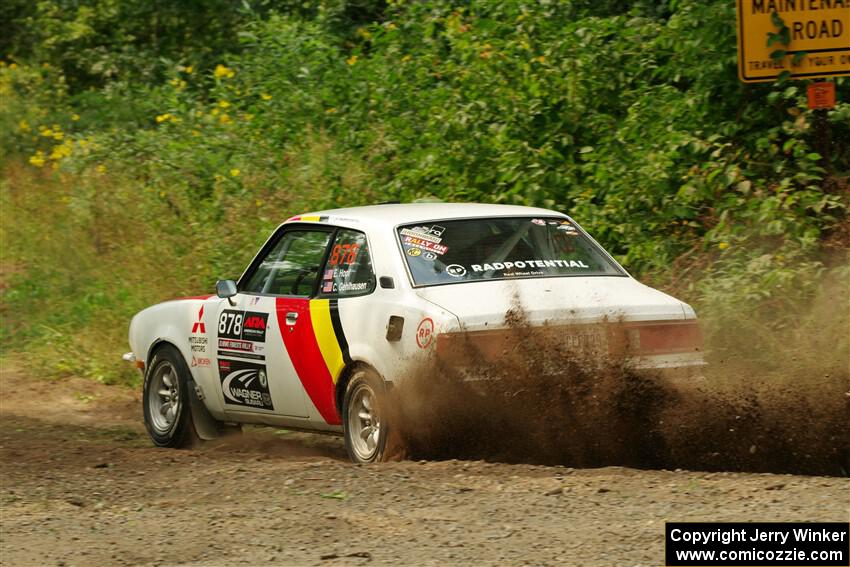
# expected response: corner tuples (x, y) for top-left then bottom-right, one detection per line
(343, 369), (391, 463)
(143, 345), (199, 448)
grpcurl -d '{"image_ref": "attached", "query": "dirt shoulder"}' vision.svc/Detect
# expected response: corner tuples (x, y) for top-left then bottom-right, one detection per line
(1, 367), (848, 567)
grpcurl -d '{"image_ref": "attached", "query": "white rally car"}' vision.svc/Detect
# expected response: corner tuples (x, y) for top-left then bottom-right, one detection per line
(125, 203), (703, 463)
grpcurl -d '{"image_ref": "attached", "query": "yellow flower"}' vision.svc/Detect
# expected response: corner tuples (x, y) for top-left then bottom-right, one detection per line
(18, 119), (30, 132)
(214, 64), (234, 79)
(185, 65), (194, 74)
(9, 63), (17, 70)
(156, 114), (169, 123)
(71, 113), (80, 121)
(536, 55), (546, 63)
(49, 141), (72, 160)
(95, 164), (106, 174)
(218, 113), (231, 124)
(325, 107), (337, 114)
(401, 54), (412, 62)
(718, 242), (730, 250)
(29, 152), (45, 167)
(40, 127), (53, 137)
(346, 55), (358, 66)
(218, 100), (231, 108)
(260, 93), (272, 101)
(52, 130), (64, 141)
(229, 168), (240, 177)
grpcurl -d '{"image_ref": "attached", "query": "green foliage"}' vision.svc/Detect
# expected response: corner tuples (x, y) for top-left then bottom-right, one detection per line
(1, 0), (848, 384)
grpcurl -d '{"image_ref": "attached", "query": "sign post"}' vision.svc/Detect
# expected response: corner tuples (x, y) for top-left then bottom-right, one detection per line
(736, 1), (848, 169)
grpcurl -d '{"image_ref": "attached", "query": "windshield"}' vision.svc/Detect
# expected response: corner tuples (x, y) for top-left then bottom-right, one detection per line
(397, 216), (625, 287)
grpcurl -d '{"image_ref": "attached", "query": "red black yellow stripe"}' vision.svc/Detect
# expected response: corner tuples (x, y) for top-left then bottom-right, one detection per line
(275, 297), (350, 424)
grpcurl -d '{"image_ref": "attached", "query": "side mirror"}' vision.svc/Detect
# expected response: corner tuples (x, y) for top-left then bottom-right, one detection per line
(216, 279), (238, 300)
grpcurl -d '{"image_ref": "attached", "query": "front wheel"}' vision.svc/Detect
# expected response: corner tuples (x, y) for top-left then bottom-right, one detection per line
(143, 345), (199, 448)
(343, 369), (392, 463)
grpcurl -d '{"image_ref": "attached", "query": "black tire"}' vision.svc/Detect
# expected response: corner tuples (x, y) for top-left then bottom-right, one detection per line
(342, 368), (392, 464)
(142, 344), (200, 448)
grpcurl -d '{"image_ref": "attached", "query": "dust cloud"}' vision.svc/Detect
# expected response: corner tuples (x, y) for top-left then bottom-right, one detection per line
(387, 290), (849, 477)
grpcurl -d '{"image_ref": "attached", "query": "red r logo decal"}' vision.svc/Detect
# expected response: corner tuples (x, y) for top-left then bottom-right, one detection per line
(416, 318), (435, 349)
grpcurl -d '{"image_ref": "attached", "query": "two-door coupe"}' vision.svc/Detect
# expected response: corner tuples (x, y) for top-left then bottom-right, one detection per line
(125, 203), (704, 463)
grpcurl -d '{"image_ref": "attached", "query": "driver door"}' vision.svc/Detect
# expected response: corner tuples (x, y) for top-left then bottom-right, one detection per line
(214, 227), (332, 418)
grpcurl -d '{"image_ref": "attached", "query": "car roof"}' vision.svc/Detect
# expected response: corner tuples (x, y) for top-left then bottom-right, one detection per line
(285, 203), (566, 229)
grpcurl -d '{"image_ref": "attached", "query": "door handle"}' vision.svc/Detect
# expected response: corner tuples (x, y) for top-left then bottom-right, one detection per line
(285, 311), (299, 326)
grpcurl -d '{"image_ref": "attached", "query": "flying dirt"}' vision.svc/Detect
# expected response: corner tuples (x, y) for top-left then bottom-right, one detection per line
(387, 303), (849, 477)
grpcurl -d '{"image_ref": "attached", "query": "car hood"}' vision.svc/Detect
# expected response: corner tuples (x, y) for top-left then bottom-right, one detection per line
(414, 276), (689, 330)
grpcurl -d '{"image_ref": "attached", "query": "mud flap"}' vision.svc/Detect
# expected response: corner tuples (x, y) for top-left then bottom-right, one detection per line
(187, 379), (222, 440)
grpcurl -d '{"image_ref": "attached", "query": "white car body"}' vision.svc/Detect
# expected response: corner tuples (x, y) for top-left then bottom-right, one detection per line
(127, 203), (703, 436)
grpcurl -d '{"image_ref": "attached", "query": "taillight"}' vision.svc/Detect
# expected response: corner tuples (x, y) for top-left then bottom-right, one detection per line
(623, 321), (703, 355)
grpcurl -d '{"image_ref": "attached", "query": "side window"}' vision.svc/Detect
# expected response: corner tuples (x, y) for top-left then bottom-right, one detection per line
(242, 230), (331, 296)
(318, 229), (375, 297)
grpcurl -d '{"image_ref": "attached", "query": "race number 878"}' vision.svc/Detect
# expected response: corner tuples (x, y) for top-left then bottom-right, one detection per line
(219, 311), (243, 337)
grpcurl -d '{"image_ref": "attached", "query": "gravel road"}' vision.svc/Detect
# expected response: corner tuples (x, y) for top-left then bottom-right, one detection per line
(1, 369), (848, 567)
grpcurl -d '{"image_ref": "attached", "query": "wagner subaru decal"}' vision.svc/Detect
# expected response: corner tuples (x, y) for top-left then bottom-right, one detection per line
(217, 358), (274, 411)
(218, 309), (268, 342)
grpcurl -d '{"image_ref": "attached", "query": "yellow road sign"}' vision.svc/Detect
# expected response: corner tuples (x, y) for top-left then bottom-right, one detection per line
(736, 0), (850, 82)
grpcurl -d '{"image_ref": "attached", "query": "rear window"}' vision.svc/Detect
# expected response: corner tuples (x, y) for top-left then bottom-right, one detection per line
(397, 217), (625, 287)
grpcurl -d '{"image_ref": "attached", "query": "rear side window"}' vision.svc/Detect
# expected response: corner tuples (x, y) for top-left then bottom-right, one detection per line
(318, 229), (375, 297)
(398, 217), (624, 287)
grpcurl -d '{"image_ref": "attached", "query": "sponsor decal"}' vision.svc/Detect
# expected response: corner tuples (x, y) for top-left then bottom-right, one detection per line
(337, 281), (368, 293)
(322, 280), (335, 293)
(407, 247), (422, 257)
(217, 339), (265, 360)
(403, 235), (449, 255)
(218, 338), (254, 352)
(217, 350), (265, 361)
(323, 268), (334, 280)
(248, 296), (261, 306)
(470, 259), (590, 272)
(275, 298), (351, 425)
(189, 336), (208, 353)
(416, 318), (435, 349)
(445, 264), (467, 278)
(218, 359), (274, 410)
(400, 227), (442, 244)
(557, 221), (578, 233)
(424, 252), (437, 261)
(191, 356), (211, 368)
(531, 218), (546, 226)
(191, 305), (206, 334)
(218, 309), (268, 342)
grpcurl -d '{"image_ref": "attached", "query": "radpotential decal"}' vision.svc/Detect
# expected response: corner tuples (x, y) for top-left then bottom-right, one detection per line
(218, 359), (274, 410)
